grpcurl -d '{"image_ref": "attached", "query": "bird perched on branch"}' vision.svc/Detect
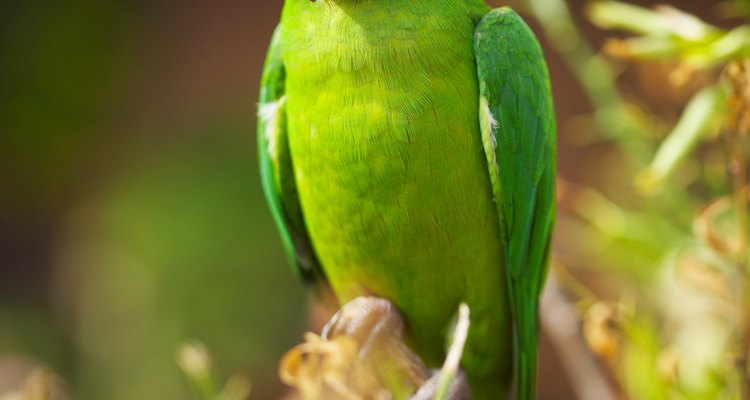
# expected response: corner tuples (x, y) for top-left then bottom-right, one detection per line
(258, 1), (555, 398)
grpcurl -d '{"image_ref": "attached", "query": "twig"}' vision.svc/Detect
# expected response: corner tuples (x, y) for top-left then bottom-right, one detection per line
(434, 303), (471, 400)
(726, 59), (750, 399)
(540, 275), (619, 400)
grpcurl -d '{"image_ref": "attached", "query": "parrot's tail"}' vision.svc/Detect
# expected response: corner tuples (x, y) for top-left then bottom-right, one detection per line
(511, 297), (539, 400)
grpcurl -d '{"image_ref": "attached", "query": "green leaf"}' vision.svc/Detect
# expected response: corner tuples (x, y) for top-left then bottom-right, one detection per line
(588, 1), (718, 41)
(635, 84), (727, 195)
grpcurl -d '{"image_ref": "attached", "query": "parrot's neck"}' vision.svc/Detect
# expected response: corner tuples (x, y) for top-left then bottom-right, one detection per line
(280, 1), (482, 91)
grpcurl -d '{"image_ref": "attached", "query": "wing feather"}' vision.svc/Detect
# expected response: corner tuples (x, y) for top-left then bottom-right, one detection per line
(474, 8), (556, 399)
(258, 26), (324, 285)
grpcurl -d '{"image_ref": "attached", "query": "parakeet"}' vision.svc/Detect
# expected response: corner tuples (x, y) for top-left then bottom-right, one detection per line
(257, 1), (556, 398)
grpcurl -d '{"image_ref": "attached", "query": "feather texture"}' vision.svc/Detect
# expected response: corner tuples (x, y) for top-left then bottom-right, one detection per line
(258, 2), (555, 399)
(258, 26), (324, 284)
(475, 8), (557, 399)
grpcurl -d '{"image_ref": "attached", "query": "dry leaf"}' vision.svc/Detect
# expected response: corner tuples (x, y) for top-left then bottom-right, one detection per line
(583, 302), (621, 360)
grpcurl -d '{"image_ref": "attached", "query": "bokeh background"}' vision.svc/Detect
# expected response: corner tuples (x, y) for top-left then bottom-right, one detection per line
(0, 1), (737, 399)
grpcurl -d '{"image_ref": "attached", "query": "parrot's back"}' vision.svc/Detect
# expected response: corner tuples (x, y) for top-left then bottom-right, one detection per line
(280, 0), (512, 396)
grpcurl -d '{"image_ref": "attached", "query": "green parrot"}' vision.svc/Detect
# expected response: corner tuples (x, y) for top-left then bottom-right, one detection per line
(257, 0), (556, 398)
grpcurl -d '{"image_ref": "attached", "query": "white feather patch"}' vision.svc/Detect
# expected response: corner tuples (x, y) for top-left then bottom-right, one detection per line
(257, 96), (286, 159)
(480, 96), (500, 176)
(484, 102), (499, 151)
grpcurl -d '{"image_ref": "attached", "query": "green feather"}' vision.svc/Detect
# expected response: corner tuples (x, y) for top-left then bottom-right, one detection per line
(475, 8), (557, 399)
(258, 25), (324, 285)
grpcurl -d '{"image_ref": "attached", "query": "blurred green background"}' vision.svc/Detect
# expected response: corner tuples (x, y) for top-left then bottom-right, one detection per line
(0, 2), (306, 399)
(0, 1), (737, 399)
